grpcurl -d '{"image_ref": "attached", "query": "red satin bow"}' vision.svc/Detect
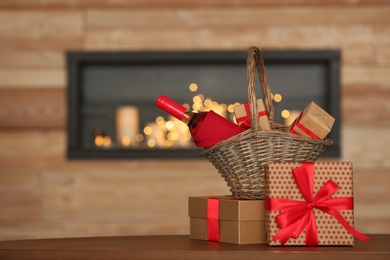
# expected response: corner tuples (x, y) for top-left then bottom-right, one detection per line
(266, 162), (370, 246)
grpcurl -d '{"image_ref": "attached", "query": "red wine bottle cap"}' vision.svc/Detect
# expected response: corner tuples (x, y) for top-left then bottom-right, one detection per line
(155, 95), (187, 120)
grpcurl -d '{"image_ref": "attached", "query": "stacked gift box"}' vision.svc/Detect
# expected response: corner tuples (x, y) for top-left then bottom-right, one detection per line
(188, 101), (369, 246)
(189, 196), (265, 244)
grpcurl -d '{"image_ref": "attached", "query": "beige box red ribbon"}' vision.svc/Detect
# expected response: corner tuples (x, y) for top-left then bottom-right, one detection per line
(285, 102), (335, 139)
(188, 196), (266, 244)
(233, 99), (271, 130)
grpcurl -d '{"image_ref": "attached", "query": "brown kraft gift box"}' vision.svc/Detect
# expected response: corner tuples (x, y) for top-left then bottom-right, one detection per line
(188, 196), (266, 244)
(265, 162), (369, 246)
(285, 102), (335, 139)
(233, 98), (271, 130)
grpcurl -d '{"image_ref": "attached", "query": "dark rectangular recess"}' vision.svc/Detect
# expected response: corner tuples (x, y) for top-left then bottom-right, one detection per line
(67, 50), (341, 159)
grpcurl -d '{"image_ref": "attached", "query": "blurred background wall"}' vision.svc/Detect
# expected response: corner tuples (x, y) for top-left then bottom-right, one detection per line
(0, 0), (389, 240)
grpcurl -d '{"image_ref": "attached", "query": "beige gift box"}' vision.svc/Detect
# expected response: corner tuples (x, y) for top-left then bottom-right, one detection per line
(285, 102), (335, 139)
(233, 99), (271, 130)
(188, 196), (266, 244)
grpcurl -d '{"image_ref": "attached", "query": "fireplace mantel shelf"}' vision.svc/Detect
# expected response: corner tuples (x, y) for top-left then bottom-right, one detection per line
(0, 234), (387, 260)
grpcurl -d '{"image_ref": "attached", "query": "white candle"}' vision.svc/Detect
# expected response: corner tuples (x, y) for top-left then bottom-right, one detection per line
(116, 106), (140, 147)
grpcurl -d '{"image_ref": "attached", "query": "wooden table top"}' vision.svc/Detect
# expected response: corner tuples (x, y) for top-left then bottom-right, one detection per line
(0, 234), (388, 260)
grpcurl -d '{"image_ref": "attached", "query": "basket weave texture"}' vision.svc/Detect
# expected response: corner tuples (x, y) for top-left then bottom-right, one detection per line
(200, 47), (333, 199)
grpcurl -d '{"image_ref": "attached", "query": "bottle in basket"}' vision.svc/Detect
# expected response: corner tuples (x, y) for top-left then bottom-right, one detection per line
(156, 95), (245, 148)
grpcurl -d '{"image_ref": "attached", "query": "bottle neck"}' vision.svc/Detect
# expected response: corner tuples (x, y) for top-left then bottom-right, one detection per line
(181, 111), (194, 124)
(155, 95), (188, 121)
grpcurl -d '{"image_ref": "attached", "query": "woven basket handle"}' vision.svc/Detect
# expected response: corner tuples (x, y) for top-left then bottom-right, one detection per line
(247, 46), (275, 131)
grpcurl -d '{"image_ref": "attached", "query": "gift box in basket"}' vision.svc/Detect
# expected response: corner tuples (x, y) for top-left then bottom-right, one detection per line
(233, 98), (271, 130)
(200, 47), (333, 199)
(285, 101), (335, 140)
(188, 196), (265, 244)
(265, 162), (370, 246)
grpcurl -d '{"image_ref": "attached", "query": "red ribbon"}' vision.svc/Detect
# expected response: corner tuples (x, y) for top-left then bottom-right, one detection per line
(265, 162), (370, 246)
(207, 198), (220, 242)
(236, 102), (268, 129)
(289, 112), (320, 139)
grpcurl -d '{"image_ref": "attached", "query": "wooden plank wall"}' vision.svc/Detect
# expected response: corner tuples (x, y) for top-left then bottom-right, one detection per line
(0, 0), (389, 240)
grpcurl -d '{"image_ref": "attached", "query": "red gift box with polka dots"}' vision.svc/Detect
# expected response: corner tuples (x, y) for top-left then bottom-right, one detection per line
(265, 161), (356, 246)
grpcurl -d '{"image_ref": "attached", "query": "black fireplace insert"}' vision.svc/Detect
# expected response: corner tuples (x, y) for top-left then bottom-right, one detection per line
(67, 49), (340, 159)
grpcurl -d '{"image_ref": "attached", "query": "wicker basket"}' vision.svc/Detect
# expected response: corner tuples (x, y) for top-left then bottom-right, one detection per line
(200, 46), (333, 199)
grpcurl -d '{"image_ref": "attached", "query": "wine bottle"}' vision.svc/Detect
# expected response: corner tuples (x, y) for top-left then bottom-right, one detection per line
(155, 95), (208, 137)
(155, 95), (245, 147)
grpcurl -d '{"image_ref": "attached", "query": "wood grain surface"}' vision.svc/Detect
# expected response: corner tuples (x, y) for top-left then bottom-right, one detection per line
(0, 0), (388, 240)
